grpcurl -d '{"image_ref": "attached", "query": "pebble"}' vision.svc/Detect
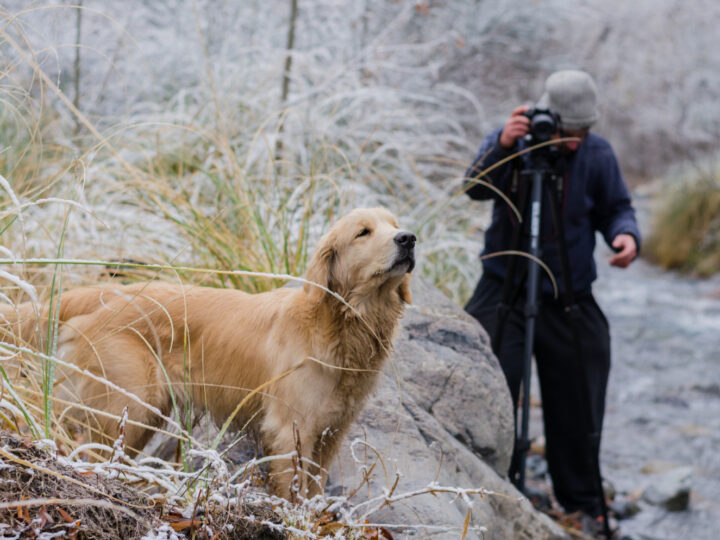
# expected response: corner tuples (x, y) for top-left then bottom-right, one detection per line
(640, 466), (693, 511)
(610, 495), (641, 519)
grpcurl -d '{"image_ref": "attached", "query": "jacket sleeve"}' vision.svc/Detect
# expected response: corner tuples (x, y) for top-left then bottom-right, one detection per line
(464, 128), (518, 201)
(593, 147), (642, 253)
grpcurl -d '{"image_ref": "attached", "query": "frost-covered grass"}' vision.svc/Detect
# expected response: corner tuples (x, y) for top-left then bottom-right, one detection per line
(0, 0), (490, 300)
(1, 333), (500, 537)
(0, 2), (502, 537)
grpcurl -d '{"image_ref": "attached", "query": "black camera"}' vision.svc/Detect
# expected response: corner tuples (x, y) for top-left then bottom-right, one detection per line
(522, 107), (560, 143)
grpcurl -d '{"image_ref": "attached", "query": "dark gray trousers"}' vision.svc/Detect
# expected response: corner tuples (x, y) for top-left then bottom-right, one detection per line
(465, 274), (610, 516)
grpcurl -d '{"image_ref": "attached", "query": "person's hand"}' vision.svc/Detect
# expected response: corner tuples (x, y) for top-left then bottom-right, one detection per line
(609, 234), (637, 268)
(499, 105), (531, 149)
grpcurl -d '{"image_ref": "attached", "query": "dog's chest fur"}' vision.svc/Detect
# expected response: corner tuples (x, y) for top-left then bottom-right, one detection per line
(320, 299), (402, 412)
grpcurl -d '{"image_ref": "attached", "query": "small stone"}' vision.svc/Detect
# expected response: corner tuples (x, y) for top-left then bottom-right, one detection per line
(526, 454), (548, 479)
(603, 478), (616, 501)
(641, 466), (692, 511)
(530, 436), (546, 455)
(609, 496), (641, 519)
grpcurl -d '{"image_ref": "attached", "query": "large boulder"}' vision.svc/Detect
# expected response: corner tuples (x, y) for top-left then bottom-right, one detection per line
(328, 277), (567, 539)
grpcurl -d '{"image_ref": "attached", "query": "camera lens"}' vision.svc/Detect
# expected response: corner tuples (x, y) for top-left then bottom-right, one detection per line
(531, 112), (556, 142)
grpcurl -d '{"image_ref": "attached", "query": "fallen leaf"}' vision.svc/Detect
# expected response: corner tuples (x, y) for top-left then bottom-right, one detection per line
(166, 516), (204, 532)
(318, 522), (345, 536)
(363, 521), (393, 540)
(37, 505), (53, 528)
(57, 507), (75, 524)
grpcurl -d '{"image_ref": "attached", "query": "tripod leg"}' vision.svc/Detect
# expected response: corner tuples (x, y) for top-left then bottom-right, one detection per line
(490, 169), (533, 354)
(497, 167), (545, 494)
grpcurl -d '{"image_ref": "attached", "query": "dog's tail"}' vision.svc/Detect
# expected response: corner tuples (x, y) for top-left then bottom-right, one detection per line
(1, 287), (113, 349)
(0, 301), (48, 348)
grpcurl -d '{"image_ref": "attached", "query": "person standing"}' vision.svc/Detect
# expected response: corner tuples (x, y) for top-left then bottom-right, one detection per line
(463, 70), (640, 531)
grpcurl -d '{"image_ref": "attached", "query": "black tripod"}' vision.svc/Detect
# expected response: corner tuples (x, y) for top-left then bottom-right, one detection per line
(492, 146), (613, 539)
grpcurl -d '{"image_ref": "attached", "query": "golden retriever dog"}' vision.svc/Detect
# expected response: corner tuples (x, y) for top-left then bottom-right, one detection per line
(0, 207), (415, 499)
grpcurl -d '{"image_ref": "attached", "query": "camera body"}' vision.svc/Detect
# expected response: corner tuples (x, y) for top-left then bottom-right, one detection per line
(522, 107), (560, 144)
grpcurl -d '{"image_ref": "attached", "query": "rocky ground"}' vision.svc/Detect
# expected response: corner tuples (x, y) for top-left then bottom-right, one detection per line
(527, 185), (720, 539)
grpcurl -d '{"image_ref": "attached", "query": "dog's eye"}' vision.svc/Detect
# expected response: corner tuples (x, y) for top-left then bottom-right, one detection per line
(356, 228), (371, 238)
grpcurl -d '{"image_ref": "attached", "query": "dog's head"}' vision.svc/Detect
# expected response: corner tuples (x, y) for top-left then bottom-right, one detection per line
(304, 207), (415, 305)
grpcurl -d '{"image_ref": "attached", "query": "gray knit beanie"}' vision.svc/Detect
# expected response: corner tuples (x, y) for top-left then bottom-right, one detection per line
(537, 70), (600, 130)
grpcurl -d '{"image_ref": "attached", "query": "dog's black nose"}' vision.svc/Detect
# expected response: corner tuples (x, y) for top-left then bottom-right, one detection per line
(394, 232), (416, 247)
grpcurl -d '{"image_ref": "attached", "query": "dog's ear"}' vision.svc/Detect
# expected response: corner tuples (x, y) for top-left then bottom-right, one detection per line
(304, 233), (336, 303)
(398, 274), (412, 304)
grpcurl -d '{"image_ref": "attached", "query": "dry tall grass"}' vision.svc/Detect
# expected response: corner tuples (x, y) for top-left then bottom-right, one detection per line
(645, 163), (720, 276)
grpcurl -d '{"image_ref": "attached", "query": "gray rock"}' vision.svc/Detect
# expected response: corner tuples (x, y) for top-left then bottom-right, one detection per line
(603, 478), (617, 502)
(394, 278), (515, 475)
(328, 277), (568, 539)
(609, 496), (641, 519)
(641, 466), (693, 511)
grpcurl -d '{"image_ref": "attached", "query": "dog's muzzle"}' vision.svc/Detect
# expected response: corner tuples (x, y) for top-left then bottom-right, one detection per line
(392, 231), (416, 273)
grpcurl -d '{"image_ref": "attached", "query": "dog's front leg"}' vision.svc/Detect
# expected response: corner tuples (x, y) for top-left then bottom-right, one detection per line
(265, 420), (316, 501)
(309, 423), (349, 497)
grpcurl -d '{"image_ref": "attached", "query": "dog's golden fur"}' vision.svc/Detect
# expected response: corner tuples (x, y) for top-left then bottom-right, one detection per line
(0, 207), (415, 499)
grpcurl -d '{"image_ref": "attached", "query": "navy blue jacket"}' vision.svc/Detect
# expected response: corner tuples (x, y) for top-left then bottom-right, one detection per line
(465, 128), (641, 296)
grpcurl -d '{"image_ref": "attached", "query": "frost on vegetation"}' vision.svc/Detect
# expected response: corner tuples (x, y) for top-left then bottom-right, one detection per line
(140, 523), (182, 540)
(0, 270), (37, 305)
(0, 3), (507, 533)
(0, 355), (500, 538)
(0, 0), (501, 301)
